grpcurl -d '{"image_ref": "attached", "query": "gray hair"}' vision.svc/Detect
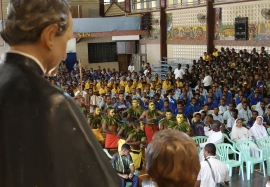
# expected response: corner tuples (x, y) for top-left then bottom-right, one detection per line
(1, 0), (70, 46)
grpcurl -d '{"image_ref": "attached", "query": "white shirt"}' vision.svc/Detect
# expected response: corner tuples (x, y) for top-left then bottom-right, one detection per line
(227, 117), (235, 128)
(256, 106), (266, 116)
(239, 109), (252, 122)
(128, 65), (135, 73)
(203, 75), (212, 87)
(231, 126), (252, 142)
(197, 156), (230, 187)
(200, 128), (223, 148)
(201, 89), (208, 98)
(75, 90), (87, 101)
(90, 95), (100, 112)
(249, 123), (268, 140)
(212, 114), (224, 124)
(236, 103), (243, 111)
(223, 110), (232, 121)
(174, 68), (185, 79)
(144, 69), (149, 76)
(218, 105), (227, 115)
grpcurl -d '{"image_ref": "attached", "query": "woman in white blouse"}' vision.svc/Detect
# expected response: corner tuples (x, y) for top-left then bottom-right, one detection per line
(249, 116), (268, 140)
(231, 119), (253, 142)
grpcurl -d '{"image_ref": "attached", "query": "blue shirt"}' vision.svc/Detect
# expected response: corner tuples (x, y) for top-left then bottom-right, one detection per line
(156, 99), (164, 109)
(225, 92), (232, 105)
(168, 98), (177, 111)
(235, 95), (241, 105)
(250, 98), (260, 105)
(187, 104), (196, 117)
(208, 102), (217, 110)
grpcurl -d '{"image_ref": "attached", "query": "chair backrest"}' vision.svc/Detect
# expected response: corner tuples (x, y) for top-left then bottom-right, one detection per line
(208, 110), (214, 114)
(251, 105), (256, 111)
(216, 143), (232, 162)
(256, 137), (270, 157)
(192, 136), (208, 144)
(235, 140), (256, 161)
(267, 128), (270, 136)
(103, 149), (113, 159)
(222, 133), (235, 146)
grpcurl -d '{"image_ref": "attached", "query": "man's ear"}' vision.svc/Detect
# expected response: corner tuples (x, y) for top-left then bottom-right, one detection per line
(40, 24), (59, 50)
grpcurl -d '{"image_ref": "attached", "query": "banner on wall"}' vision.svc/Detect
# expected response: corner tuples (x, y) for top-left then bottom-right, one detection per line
(167, 13), (173, 40)
(219, 25), (235, 40)
(257, 23), (270, 40)
(170, 26), (206, 40)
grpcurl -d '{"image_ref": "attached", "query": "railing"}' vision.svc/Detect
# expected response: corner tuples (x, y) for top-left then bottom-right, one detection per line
(214, 0), (253, 3)
(151, 57), (193, 80)
(131, 0), (160, 11)
(166, 0), (206, 8)
(131, 0), (206, 11)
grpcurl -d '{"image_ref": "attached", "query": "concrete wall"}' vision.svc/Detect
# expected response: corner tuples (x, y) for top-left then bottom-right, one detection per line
(146, 44), (160, 64)
(68, 0), (99, 18)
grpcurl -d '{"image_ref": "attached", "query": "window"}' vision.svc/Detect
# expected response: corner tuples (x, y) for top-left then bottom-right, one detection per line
(88, 42), (117, 63)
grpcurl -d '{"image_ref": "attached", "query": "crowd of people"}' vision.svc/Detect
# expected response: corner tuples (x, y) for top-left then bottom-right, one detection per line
(46, 46), (270, 187)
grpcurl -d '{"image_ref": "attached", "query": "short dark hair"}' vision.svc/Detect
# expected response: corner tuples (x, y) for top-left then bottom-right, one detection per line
(121, 143), (131, 151)
(126, 117), (137, 123)
(2, 0), (70, 46)
(204, 143), (216, 155)
(232, 109), (238, 115)
(207, 114), (213, 119)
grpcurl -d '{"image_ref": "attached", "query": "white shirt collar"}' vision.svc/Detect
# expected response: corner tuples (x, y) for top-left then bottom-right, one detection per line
(7, 49), (45, 73)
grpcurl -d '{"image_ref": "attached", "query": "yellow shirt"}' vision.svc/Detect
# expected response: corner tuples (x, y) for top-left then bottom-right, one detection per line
(111, 88), (118, 93)
(125, 85), (135, 93)
(203, 55), (210, 61)
(120, 81), (127, 88)
(212, 51), (219, 57)
(176, 81), (183, 88)
(162, 81), (172, 91)
(96, 82), (101, 90)
(133, 81), (138, 88)
(84, 82), (90, 90)
(107, 82), (114, 88)
(73, 88), (78, 94)
(92, 85), (98, 93)
(136, 83), (142, 89)
(153, 78), (162, 85)
(99, 87), (107, 95)
(150, 84), (158, 90)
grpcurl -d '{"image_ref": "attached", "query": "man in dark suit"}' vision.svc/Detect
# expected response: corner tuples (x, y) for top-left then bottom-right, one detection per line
(0, 0), (120, 186)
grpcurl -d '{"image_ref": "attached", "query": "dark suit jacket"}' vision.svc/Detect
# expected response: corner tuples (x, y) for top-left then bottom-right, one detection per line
(0, 53), (120, 187)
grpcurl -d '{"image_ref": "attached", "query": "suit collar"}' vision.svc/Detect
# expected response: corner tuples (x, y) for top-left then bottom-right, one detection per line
(2, 53), (44, 76)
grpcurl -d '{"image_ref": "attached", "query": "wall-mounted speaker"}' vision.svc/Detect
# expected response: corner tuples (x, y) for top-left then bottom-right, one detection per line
(141, 13), (152, 30)
(235, 17), (248, 40)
